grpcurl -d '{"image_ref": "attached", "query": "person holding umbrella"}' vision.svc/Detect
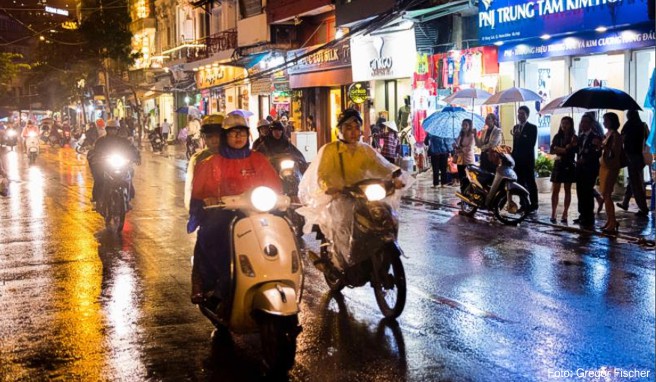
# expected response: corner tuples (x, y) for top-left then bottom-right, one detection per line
(573, 114), (602, 228)
(424, 129), (455, 188)
(475, 113), (502, 173)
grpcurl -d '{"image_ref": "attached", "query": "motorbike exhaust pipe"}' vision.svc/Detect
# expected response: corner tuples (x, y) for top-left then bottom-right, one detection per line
(455, 192), (476, 205)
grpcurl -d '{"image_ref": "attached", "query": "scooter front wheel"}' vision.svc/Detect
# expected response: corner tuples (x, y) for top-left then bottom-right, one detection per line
(258, 314), (299, 376)
(493, 189), (529, 226)
(373, 253), (406, 319)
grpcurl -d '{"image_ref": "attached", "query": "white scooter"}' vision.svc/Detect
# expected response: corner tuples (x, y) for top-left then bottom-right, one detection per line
(199, 186), (303, 376)
(25, 131), (40, 165)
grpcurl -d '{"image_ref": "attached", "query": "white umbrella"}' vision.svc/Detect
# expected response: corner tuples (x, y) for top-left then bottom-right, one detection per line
(444, 88), (492, 122)
(444, 88), (493, 106)
(483, 87), (543, 105)
(539, 95), (588, 115)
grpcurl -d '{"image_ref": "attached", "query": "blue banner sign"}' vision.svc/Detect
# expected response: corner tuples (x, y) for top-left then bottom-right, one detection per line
(479, 0), (650, 43)
(499, 25), (655, 62)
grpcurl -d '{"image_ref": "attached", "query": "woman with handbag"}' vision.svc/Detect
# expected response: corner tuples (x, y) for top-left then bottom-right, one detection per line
(549, 116), (577, 224)
(475, 113), (502, 173)
(453, 119), (476, 193)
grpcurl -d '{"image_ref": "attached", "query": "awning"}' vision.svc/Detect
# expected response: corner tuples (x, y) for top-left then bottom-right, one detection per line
(289, 67), (352, 89)
(230, 52), (269, 69)
(404, 0), (473, 23)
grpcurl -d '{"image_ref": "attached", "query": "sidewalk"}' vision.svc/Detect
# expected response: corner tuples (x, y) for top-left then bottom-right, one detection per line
(405, 168), (655, 241)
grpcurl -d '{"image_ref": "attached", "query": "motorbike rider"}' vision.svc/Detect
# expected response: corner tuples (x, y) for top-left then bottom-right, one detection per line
(252, 119), (270, 150)
(88, 119), (140, 208)
(184, 114), (224, 213)
(299, 108), (405, 265)
(21, 120), (40, 152)
(254, 121), (308, 171)
(189, 111), (282, 305)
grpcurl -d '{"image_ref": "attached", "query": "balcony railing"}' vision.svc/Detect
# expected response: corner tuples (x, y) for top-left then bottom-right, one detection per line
(186, 29), (238, 63)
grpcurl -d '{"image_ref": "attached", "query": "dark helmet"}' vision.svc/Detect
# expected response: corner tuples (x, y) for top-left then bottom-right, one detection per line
(337, 108), (363, 128)
(270, 121), (284, 131)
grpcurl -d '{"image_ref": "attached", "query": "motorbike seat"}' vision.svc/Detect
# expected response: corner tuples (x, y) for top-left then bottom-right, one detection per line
(467, 166), (495, 186)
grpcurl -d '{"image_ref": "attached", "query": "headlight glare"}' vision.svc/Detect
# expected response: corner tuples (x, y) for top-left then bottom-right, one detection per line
(107, 154), (128, 169)
(280, 160), (295, 170)
(251, 186), (277, 212)
(363, 184), (386, 201)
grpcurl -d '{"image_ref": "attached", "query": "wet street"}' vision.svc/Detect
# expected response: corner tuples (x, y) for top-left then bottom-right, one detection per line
(1, 144), (654, 381)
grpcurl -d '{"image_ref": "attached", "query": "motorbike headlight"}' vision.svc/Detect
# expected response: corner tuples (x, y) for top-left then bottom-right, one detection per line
(250, 186), (277, 212)
(27, 131), (37, 137)
(363, 184), (386, 201)
(7, 130), (16, 137)
(280, 160), (295, 171)
(107, 154), (129, 169)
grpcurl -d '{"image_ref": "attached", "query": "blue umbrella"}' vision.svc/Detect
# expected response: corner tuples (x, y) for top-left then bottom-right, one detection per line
(422, 106), (485, 139)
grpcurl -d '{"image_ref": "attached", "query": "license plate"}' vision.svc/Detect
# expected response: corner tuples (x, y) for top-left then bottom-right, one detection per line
(29, 148), (38, 152)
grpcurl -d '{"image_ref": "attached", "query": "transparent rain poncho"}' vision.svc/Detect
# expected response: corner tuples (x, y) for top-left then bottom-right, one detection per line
(297, 141), (413, 267)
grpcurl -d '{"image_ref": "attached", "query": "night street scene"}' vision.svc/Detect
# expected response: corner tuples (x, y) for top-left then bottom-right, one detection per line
(1, 0), (655, 381)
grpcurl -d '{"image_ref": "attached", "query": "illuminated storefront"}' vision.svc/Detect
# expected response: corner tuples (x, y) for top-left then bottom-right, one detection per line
(478, 0), (655, 150)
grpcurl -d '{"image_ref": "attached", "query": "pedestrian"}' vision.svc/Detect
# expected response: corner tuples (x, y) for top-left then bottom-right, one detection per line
(574, 114), (602, 228)
(549, 116), (577, 224)
(511, 105), (538, 213)
(475, 113), (502, 173)
(381, 121), (400, 163)
(161, 118), (171, 142)
(0, 148), (8, 196)
(616, 110), (650, 217)
(424, 131), (454, 188)
(453, 118), (476, 193)
(306, 115), (317, 132)
(599, 113), (623, 233)
(585, 111), (606, 213)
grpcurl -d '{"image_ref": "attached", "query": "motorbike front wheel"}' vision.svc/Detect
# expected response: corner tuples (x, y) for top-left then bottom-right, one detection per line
(493, 189), (529, 226)
(28, 152), (37, 164)
(372, 253), (406, 319)
(105, 190), (126, 233)
(258, 314), (299, 376)
(459, 185), (478, 217)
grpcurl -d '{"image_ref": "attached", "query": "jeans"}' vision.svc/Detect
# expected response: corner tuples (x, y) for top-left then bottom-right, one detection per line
(430, 154), (449, 186)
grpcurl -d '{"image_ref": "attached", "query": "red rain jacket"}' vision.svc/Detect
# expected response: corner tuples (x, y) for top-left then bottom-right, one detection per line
(192, 151), (282, 200)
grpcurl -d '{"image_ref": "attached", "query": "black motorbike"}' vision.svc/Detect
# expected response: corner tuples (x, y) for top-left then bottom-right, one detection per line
(3, 127), (18, 150)
(185, 136), (201, 160)
(309, 179), (407, 319)
(270, 155), (306, 237)
(456, 153), (530, 226)
(149, 131), (164, 152)
(97, 153), (133, 233)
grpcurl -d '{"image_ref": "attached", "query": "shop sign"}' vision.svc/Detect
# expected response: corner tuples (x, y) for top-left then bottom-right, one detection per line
(499, 25), (656, 62)
(195, 66), (247, 90)
(287, 39), (351, 75)
(350, 29), (416, 81)
(479, 0), (650, 43)
(348, 83), (368, 104)
(272, 91), (291, 105)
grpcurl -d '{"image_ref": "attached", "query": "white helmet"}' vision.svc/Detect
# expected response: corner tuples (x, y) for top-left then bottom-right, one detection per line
(223, 112), (249, 130)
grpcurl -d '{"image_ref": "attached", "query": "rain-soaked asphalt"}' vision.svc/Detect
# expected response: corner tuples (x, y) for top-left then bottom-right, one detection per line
(0, 143), (654, 381)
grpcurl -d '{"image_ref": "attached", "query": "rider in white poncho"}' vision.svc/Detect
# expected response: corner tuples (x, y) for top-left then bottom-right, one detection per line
(297, 108), (411, 268)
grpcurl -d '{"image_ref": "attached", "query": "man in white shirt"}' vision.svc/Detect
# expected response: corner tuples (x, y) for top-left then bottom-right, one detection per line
(161, 118), (171, 141)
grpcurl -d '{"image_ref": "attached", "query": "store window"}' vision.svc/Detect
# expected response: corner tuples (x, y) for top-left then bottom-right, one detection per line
(634, 49), (655, 124)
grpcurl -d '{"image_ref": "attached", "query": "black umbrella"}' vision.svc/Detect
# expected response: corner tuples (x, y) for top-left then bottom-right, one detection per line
(561, 86), (642, 111)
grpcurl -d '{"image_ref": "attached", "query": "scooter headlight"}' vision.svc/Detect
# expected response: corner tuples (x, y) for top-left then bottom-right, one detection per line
(363, 184), (386, 201)
(250, 186), (277, 212)
(7, 130), (16, 137)
(280, 159), (295, 171)
(27, 131), (37, 137)
(107, 154), (129, 169)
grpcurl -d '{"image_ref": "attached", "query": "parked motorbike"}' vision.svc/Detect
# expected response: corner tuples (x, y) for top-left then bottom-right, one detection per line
(97, 153), (133, 233)
(3, 128), (18, 150)
(149, 131), (164, 152)
(199, 186), (303, 375)
(25, 131), (40, 164)
(456, 153), (530, 226)
(309, 179), (407, 319)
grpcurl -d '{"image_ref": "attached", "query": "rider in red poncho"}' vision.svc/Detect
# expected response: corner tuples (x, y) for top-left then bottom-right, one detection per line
(189, 111), (282, 304)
